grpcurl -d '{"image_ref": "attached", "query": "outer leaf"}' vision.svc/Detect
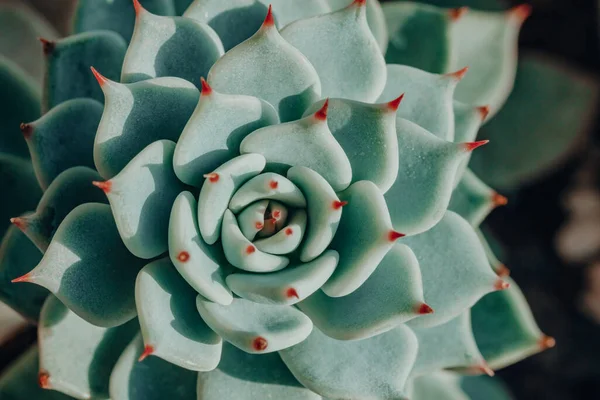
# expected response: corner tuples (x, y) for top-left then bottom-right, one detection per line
(382, 2), (455, 73)
(196, 296), (313, 354)
(73, 0), (175, 43)
(122, 5), (224, 88)
(15, 203), (146, 327)
(326, 0), (388, 53)
(135, 258), (222, 371)
(207, 9), (321, 122)
(299, 244), (425, 340)
(470, 53), (600, 190)
(93, 74), (199, 179)
(109, 334), (198, 400)
(98, 140), (187, 259)
(0, 226), (47, 321)
(38, 296), (139, 399)
(43, 31), (127, 111)
(453, 101), (487, 183)
(403, 211), (502, 328)
(0, 57), (40, 159)
(281, 1), (386, 102)
(280, 325), (417, 400)
(408, 371), (469, 400)
(0, 347), (73, 400)
(23, 99), (102, 189)
(197, 342), (320, 400)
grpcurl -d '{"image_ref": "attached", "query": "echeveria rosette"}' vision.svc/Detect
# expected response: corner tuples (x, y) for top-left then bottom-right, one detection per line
(0, 0), (555, 399)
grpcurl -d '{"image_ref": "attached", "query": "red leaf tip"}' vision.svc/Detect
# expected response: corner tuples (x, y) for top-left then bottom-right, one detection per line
(272, 210), (282, 220)
(200, 77), (212, 95)
(351, 0), (367, 7)
(387, 94), (404, 112)
(447, 66), (469, 81)
(477, 105), (491, 121)
(262, 5), (275, 27)
(494, 279), (510, 291)
(449, 7), (468, 21)
(286, 287), (299, 299)
(388, 230), (406, 241)
(90, 66), (108, 87)
(203, 172), (219, 183)
(539, 335), (556, 350)
(11, 273), (32, 284)
(463, 140), (489, 152)
(477, 363), (495, 377)
(133, 0), (144, 14)
(492, 192), (508, 207)
(177, 251), (190, 262)
(416, 303), (434, 315)
(246, 245), (256, 255)
(510, 4), (532, 22)
(10, 217), (27, 231)
(38, 371), (50, 389)
(269, 180), (279, 190)
(314, 99), (329, 121)
(496, 264), (510, 277)
(38, 37), (55, 55)
(92, 180), (112, 194)
(138, 345), (154, 362)
(285, 227), (293, 236)
(253, 336), (268, 351)
(332, 200), (348, 210)
(20, 122), (33, 139)
(255, 221), (264, 230)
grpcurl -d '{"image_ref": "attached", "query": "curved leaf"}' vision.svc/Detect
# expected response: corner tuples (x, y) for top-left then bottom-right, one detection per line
(449, 169), (505, 227)
(229, 172), (306, 213)
(408, 371), (469, 400)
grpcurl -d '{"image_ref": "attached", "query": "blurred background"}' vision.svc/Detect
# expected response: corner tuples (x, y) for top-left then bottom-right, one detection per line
(0, 0), (599, 399)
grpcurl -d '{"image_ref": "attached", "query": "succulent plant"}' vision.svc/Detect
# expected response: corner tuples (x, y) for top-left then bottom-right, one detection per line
(0, 0), (558, 399)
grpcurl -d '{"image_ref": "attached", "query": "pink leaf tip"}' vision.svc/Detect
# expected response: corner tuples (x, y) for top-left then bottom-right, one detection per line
(447, 66), (469, 81)
(10, 217), (27, 231)
(449, 7), (468, 21)
(262, 5), (275, 27)
(388, 230), (406, 241)
(92, 180), (112, 194)
(11, 273), (32, 284)
(203, 173), (219, 183)
(387, 94), (404, 112)
(286, 287), (299, 299)
(90, 66), (108, 87)
(255, 221), (264, 230)
(133, 0), (144, 14)
(539, 335), (556, 350)
(416, 303), (434, 314)
(494, 279), (510, 291)
(314, 99), (329, 121)
(38, 371), (50, 389)
(138, 345), (154, 362)
(351, 0), (367, 7)
(245, 245), (256, 255)
(284, 227), (293, 236)
(477, 363), (495, 377)
(38, 37), (54, 55)
(200, 77), (212, 95)
(253, 336), (268, 351)
(19, 123), (33, 139)
(496, 264), (510, 277)
(463, 140), (489, 152)
(332, 200), (348, 210)
(477, 105), (491, 121)
(492, 192), (508, 207)
(177, 251), (190, 262)
(510, 4), (532, 22)
(269, 180), (279, 190)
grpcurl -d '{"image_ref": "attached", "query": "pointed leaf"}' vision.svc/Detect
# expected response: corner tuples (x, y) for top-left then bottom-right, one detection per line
(207, 11), (321, 122)
(43, 31), (127, 111)
(198, 153), (266, 244)
(449, 169), (503, 227)
(122, 6), (224, 88)
(24, 99), (102, 189)
(38, 296), (139, 399)
(450, 6), (529, 117)
(287, 166), (344, 262)
(403, 211), (502, 328)
(196, 296), (313, 353)
(327, 0), (388, 53)
(169, 192), (232, 305)
(382, 2), (454, 73)
(0, 57), (40, 159)
(303, 97), (399, 192)
(470, 53), (600, 190)
(237, 200), (269, 241)
(226, 249), (338, 305)
(13, 167), (108, 253)
(94, 75), (199, 179)
(281, 1), (386, 102)
(299, 244), (424, 340)
(136, 258), (222, 371)
(73, 0), (175, 43)
(379, 65), (461, 141)
(0, 226), (47, 321)
(384, 118), (468, 236)
(174, 84), (278, 186)
(99, 140), (187, 259)
(472, 277), (551, 370)
(453, 101), (487, 183)
(197, 342), (320, 400)
(109, 334), (198, 400)
(16, 203), (146, 327)
(280, 325), (417, 400)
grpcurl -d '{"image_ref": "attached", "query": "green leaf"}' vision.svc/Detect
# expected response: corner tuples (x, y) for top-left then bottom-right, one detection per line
(470, 53), (600, 190)
(135, 258), (222, 371)
(196, 296), (313, 353)
(460, 375), (513, 400)
(42, 31), (127, 112)
(403, 211), (503, 328)
(453, 101), (487, 183)
(109, 334), (198, 400)
(207, 9), (321, 122)
(73, 0), (176, 43)
(236, 200), (269, 241)
(303, 97), (399, 192)
(97, 140), (187, 259)
(299, 244), (424, 340)
(197, 342), (320, 400)
(38, 295), (139, 399)
(281, 1), (386, 102)
(173, 80), (278, 187)
(408, 371), (469, 400)
(280, 325), (417, 399)
(449, 169), (504, 227)
(229, 173), (307, 213)
(0, 347), (73, 400)
(93, 74), (199, 179)
(0, 226), (47, 321)
(0, 57), (40, 159)
(326, 0), (388, 53)
(382, 2), (454, 73)
(226, 250), (338, 305)
(168, 192), (233, 305)
(15, 203), (146, 327)
(23, 99), (102, 189)
(122, 5), (224, 88)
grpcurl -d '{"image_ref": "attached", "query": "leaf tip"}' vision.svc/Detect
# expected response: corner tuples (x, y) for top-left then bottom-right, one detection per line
(38, 37), (55, 55)
(269, 179), (279, 190)
(446, 66), (469, 81)
(38, 371), (51, 389)
(496, 264), (510, 277)
(463, 140), (489, 152)
(388, 230), (406, 242)
(539, 335), (556, 350)
(314, 99), (329, 121)
(449, 7), (468, 21)
(92, 180), (112, 194)
(492, 192), (508, 207)
(177, 251), (190, 262)
(252, 336), (268, 351)
(138, 345), (154, 362)
(133, 0), (144, 15)
(200, 77), (212, 96)
(415, 303), (434, 315)
(510, 4), (532, 22)
(351, 0), (367, 7)
(332, 200), (348, 210)
(90, 66), (109, 87)
(477, 105), (491, 121)
(245, 245), (256, 255)
(387, 94), (404, 112)
(9, 217), (27, 231)
(494, 278), (510, 291)
(262, 4), (275, 28)
(11, 272), (32, 284)
(286, 287), (299, 299)
(19, 122), (33, 139)
(478, 363), (495, 377)
(203, 173), (219, 183)
(255, 221), (264, 230)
